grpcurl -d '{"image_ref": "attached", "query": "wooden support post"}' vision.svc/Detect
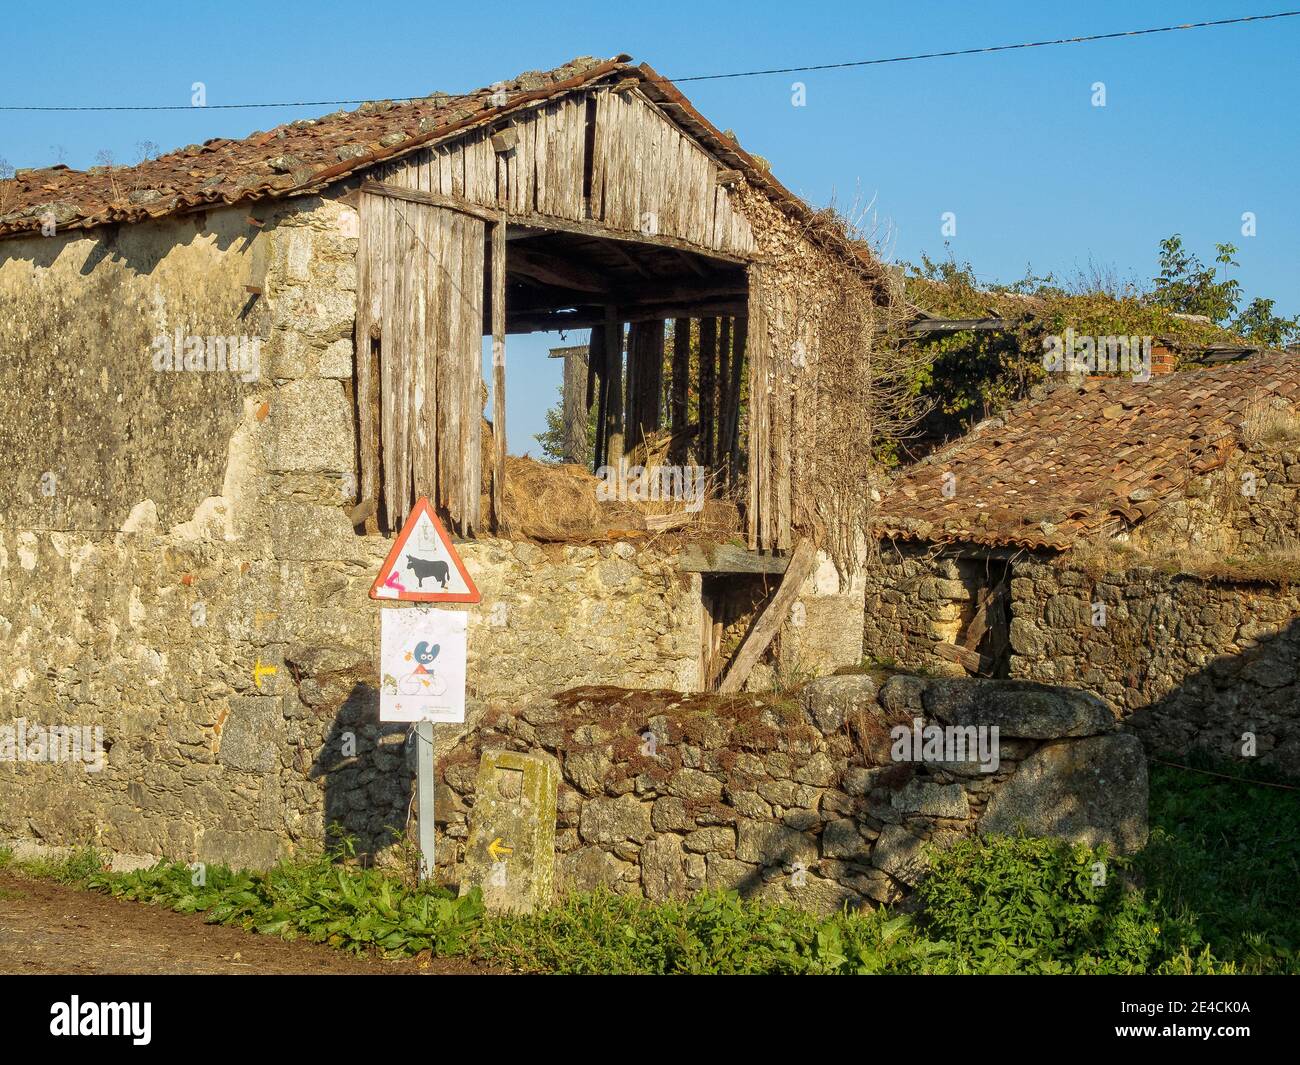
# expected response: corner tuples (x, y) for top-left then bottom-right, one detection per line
(590, 323), (607, 471)
(644, 318), (664, 439)
(624, 321), (641, 452)
(699, 316), (717, 468)
(491, 216), (507, 530)
(718, 316), (732, 483)
(561, 345), (590, 466)
(727, 315), (747, 480)
(670, 318), (690, 461)
(717, 539), (816, 694)
(602, 309), (625, 468)
(626, 319), (664, 455)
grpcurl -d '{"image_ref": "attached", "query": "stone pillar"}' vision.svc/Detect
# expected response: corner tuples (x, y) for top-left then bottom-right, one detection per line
(459, 749), (559, 912)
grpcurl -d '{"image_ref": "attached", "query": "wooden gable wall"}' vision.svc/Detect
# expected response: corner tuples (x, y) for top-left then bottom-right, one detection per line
(368, 87), (754, 258)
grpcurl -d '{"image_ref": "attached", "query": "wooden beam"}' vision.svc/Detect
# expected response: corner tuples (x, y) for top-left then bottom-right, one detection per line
(507, 301), (746, 334)
(508, 245), (610, 293)
(506, 212), (752, 265)
(678, 543), (789, 574)
(491, 216), (507, 530)
(506, 281), (746, 317)
(933, 640), (990, 675)
(717, 539), (816, 694)
(361, 180), (499, 224)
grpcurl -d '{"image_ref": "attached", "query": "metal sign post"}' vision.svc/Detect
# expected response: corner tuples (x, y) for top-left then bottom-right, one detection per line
(416, 719), (436, 882)
(372, 496), (480, 886)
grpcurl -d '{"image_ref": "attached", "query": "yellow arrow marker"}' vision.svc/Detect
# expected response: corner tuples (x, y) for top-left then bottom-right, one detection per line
(487, 837), (512, 861)
(253, 660), (277, 690)
(254, 610), (278, 627)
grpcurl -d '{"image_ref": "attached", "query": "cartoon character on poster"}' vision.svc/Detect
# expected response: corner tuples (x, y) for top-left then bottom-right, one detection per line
(399, 640), (448, 696)
(379, 607), (467, 723)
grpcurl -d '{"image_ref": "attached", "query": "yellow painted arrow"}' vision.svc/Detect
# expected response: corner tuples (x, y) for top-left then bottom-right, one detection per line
(487, 837), (512, 861)
(253, 660), (277, 689)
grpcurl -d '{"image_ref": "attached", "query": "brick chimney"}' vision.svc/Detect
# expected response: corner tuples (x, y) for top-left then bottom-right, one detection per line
(1150, 341), (1177, 375)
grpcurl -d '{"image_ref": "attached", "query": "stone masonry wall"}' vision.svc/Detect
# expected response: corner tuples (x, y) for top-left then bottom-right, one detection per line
(1010, 561), (1300, 776)
(437, 675), (1147, 913)
(0, 195), (703, 869)
(862, 545), (1300, 776)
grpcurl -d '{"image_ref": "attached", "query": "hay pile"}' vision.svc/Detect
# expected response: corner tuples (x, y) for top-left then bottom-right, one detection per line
(479, 418), (740, 543)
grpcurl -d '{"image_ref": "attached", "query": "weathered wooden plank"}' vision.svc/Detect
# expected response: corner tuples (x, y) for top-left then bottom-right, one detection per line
(355, 192), (378, 530)
(934, 640), (990, 674)
(590, 322), (608, 470)
(746, 265), (769, 550)
(677, 544), (790, 574)
(361, 180), (499, 223)
(491, 215), (507, 529)
(717, 539), (816, 694)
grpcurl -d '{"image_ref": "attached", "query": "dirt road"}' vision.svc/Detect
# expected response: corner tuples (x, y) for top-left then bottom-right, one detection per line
(0, 872), (490, 975)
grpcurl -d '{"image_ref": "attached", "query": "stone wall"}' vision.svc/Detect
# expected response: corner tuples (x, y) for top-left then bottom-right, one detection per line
(861, 544), (996, 673)
(0, 185), (919, 874)
(0, 518), (706, 868)
(436, 676), (1146, 912)
(1010, 561), (1300, 776)
(0, 205), (266, 531)
(861, 545), (1300, 776)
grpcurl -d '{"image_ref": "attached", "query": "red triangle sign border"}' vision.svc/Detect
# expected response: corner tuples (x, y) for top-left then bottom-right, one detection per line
(368, 496), (482, 603)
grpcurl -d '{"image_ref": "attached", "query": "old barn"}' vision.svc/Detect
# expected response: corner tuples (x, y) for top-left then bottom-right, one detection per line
(0, 54), (896, 866)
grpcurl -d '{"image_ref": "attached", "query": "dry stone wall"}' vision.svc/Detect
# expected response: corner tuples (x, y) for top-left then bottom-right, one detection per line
(1010, 561), (1300, 776)
(437, 675), (1146, 912)
(862, 545), (1300, 776)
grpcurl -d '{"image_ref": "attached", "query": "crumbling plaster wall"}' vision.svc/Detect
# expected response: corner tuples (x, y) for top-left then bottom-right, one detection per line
(0, 206), (265, 531)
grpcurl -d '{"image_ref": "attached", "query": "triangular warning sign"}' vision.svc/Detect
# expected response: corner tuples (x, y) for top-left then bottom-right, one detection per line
(369, 497), (481, 603)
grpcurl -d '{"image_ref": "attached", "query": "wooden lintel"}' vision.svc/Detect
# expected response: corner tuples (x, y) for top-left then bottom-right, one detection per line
(508, 300), (746, 334)
(678, 544), (790, 575)
(361, 180), (499, 224)
(505, 212), (751, 265)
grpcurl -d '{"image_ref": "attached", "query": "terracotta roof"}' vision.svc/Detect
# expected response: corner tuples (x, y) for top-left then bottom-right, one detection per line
(0, 54), (858, 269)
(876, 352), (1300, 551)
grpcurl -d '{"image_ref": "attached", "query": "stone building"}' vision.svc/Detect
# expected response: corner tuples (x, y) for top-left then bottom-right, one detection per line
(865, 351), (1300, 774)
(0, 55), (889, 866)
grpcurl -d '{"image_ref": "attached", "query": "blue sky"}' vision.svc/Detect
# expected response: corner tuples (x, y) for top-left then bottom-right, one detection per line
(3, 1), (1297, 453)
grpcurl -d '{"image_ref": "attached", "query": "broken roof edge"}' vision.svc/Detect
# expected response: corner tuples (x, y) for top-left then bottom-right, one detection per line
(873, 523), (1073, 553)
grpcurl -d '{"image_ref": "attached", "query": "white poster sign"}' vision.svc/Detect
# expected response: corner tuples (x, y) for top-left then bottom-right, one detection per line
(379, 606), (468, 723)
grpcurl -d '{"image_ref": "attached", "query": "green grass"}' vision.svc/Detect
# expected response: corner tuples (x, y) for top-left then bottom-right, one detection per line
(9, 758), (1297, 974)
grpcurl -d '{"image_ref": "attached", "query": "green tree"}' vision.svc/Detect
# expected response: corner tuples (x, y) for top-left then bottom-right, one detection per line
(534, 383), (596, 465)
(1152, 234), (1241, 321)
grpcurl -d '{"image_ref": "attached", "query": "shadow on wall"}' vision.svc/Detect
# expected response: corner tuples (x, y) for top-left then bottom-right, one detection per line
(1128, 613), (1300, 778)
(309, 682), (413, 861)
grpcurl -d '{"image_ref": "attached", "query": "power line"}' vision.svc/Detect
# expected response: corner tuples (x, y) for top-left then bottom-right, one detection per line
(670, 10), (1300, 82)
(1, 10), (1297, 112)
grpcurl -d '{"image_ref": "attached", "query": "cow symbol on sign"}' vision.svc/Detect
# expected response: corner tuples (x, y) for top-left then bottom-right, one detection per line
(405, 555), (450, 590)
